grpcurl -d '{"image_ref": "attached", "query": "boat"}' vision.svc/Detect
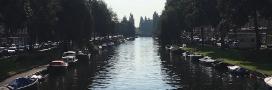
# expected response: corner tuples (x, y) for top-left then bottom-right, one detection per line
(7, 77), (38, 90)
(0, 87), (9, 90)
(77, 51), (85, 55)
(227, 65), (247, 75)
(182, 51), (192, 57)
(264, 77), (272, 87)
(199, 56), (216, 64)
(102, 43), (107, 48)
(165, 45), (185, 54)
(47, 60), (68, 72)
(77, 50), (90, 61)
(165, 45), (171, 50)
(62, 51), (78, 65)
(188, 54), (203, 61)
(126, 37), (135, 41)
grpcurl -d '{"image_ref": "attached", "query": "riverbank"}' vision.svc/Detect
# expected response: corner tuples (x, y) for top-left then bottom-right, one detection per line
(183, 46), (272, 75)
(0, 36), (133, 86)
(0, 48), (62, 81)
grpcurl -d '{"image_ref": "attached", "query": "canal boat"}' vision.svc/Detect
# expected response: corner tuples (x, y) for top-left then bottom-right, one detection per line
(77, 51), (85, 56)
(47, 60), (68, 72)
(126, 37), (135, 41)
(166, 45), (185, 54)
(182, 51), (191, 57)
(77, 50), (90, 61)
(29, 74), (48, 82)
(188, 54), (203, 62)
(102, 43), (108, 48)
(7, 77), (38, 90)
(198, 56), (217, 65)
(227, 65), (247, 75)
(264, 76), (272, 87)
(165, 45), (171, 50)
(108, 42), (115, 46)
(62, 51), (78, 65)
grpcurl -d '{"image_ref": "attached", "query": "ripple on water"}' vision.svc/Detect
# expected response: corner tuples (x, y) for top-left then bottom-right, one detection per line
(40, 37), (269, 90)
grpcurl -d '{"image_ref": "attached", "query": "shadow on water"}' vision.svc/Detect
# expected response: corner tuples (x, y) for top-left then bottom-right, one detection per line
(39, 37), (269, 90)
(159, 47), (269, 90)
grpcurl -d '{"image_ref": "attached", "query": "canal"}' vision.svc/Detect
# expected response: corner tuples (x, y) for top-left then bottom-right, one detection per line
(39, 37), (268, 90)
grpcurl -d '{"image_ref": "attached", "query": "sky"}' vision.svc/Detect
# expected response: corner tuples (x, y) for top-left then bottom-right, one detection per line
(104, 0), (166, 27)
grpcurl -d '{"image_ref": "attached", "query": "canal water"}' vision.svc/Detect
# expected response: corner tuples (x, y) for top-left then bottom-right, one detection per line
(39, 37), (268, 90)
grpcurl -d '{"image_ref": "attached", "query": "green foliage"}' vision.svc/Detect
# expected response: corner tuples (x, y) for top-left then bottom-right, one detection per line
(0, 0), (135, 47)
(116, 14), (136, 37)
(159, 0), (272, 49)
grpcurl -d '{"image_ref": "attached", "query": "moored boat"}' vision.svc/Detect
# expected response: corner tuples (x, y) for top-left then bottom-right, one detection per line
(198, 56), (217, 66)
(47, 60), (68, 72)
(165, 45), (185, 54)
(188, 54), (203, 62)
(264, 77), (272, 87)
(62, 51), (78, 65)
(7, 77), (38, 90)
(227, 65), (247, 75)
(77, 50), (90, 61)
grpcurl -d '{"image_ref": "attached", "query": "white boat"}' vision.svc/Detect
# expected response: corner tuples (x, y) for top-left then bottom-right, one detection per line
(98, 46), (102, 49)
(199, 56), (216, 63)
(227, 65), (247, 75)
(77, 51), (85, 55)
(169, 45), (179, 51)
(48, 60), (68, 71)
(264, 77), (272, 87)
(188, 54), (202, 57)
(227, 66), (241, 70)
(102, 43), (107, 47)
(62, 51), (78, 65)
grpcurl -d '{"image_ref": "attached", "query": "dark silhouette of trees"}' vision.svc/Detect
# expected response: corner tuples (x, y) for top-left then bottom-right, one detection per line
(0, 0), (26, 37)
(0, 0), (136, 48)
(139, 17), (153, 37)
(139, 12), (160, 37)
(117, 14), (136, 37)
(158, 0), (272, 49)
(153, 12), (160, 36)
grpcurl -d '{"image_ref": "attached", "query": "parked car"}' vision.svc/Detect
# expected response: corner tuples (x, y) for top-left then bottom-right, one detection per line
(7, 46), (17, 54)
(33, 43), (40, 49)
(18, 45), (25, 52)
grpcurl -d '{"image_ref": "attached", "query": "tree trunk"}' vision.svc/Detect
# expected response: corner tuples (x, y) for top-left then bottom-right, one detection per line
(201, 27), (204, 47)
(219, 19), (227, 49)
(253, 10), (261, 50)
(190, 28), (194, 45)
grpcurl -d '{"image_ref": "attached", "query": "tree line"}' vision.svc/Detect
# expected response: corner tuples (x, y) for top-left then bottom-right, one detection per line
(0, 0), (135, 46)
(139, 12), (160, 37)
(158, 0), (272, 49)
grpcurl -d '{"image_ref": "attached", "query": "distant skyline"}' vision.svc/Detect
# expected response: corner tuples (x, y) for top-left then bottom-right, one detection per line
(104, 0), (166, 27)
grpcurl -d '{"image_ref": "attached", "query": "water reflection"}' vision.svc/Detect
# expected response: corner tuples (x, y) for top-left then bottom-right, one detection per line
(40, 37), (269, 90)
(88, 37), (174, 90)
